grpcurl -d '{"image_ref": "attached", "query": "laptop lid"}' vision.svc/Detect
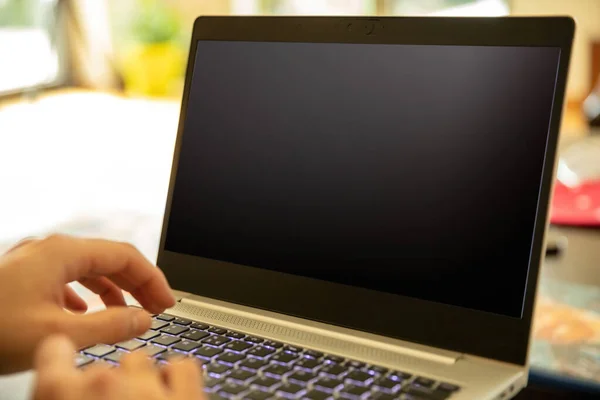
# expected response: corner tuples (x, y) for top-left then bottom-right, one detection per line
(158, 16), (574, 366)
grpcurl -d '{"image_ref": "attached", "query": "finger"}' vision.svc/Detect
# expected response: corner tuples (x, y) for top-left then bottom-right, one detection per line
(64, 285), (88, 312)
(78, 359), (114, 375)
(34, 335), (78, 400)
(4, 236), (40, 254)
(120, 350), (155, 374)
(37, 235), (175, 313)
(121, 351), (167, 397)
(81, 363), (118, 398)
(161, 359), (204, 399)
(78, 276), (127, 308)
(35, 334), (76, 372)
(56, 307), (151, 349)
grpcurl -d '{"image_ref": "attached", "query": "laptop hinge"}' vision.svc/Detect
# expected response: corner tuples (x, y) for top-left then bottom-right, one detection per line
(174, 295), (460, 366)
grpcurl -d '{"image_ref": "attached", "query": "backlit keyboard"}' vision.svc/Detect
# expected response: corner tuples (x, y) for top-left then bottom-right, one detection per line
(78, 313), (462, 400)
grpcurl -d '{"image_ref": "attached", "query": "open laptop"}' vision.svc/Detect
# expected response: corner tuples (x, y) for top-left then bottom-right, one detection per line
(81, 16), (574, 400)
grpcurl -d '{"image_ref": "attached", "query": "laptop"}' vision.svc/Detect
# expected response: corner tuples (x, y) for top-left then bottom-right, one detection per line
(82, 16), (574, 400)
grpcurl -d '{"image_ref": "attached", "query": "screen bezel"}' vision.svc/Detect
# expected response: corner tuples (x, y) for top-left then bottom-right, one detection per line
(158, 16), (574, 366)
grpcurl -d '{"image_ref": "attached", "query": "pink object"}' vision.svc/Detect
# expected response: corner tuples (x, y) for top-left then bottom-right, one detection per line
(550, 180), (600, 226)
(550, 136), (600, 226)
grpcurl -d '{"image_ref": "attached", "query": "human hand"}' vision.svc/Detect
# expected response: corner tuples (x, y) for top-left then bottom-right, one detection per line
(33, 335), (205, 400)
(0, 235), (176, 374)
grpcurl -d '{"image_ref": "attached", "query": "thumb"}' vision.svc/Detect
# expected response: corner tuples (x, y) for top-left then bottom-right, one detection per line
(35, 334), (76, 371)
(34, 335), (77, 400)
(59, 307), (151, 348)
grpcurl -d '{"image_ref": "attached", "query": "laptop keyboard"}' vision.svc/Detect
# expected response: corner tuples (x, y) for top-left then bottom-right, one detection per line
(78, 313), (462, 400)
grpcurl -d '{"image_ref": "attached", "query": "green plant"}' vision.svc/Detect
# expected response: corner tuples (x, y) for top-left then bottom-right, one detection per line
(0, 0), (37, 27)
(130, 0), (182, 44)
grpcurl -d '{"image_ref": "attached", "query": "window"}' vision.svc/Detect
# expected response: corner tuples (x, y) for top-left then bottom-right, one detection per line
(258, 0), (373, 14)
(233, 0), (508, 16)
(0, 0), (64, 95)
(383, 0), (508, 16)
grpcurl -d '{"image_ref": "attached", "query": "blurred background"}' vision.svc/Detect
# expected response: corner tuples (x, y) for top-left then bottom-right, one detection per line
(1, 0), (600, 395)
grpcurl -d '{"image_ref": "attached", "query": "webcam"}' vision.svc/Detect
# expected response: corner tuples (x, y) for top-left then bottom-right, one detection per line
(344, 19), (383, 36)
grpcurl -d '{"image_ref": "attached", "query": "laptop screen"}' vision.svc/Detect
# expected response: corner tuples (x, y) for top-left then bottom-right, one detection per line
(165, 40), (560, 318)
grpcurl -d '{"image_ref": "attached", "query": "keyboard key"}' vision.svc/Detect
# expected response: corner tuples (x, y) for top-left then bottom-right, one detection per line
(239, 357), (268, 370)
(388, 371), (412, 381)
(414, 377), (435, 388)
(304, 389), (330, 399)
(181, 329), (210, 341)
(228, 368), (255, 382)
(219, 381), (246, 395)
(270, 352), (297, 364)
(264, 340), (283, 349)
(195, 355), (213, 365)
(75, 353), (94, 367)
(203, 335), (231, 347)
(224, 340), (252, 352)
(225, 331), (245, 339)
(437, 383), (460, 392)
(144, 344), (167, 357)
(370, 392), (395, 400)
(245, 390), (271, 400)
(208, 327), (227, 335)
(324, 355), (345, 364)
(206, 363), (231, 375)
(151, 320), (169, 330)
(156, 314), (175, 321)
(191, 322), (210, 330)
(347, 360), (366, 369)
(404, 385), (448, 400)
(428, 389), (454, 400)
(247, 346), (275, 358)
(287, 370), (317, 383)
(403, 382), (452, 400)
(217, 352), (245, 364)
(138, 330), (160, 341)
(277, 383), (304, 396)
(345, 370), (373, 384)
(86, 359), (116, 369)
(246, 336), (264, 344)
(295, 357), (320, 370)
(339, 385), (370, 398)
(204, 376), (224, 389)
(283, 345), (303, 353)
(116, 339), (146, 352)
(152, 335), (180, 347)
(369, 366), (389, 375)
(84, 344), (115, 358)
(320, 363), (347, 377)
(195, 346), (223, 358)
(173, 317), (192, 326)
(374, 377), (402, 391)
(157, 350), (188, 362)
(251, 376), (279, 389)
(172, 340), (201, 353)
(161, 325), (189, 336)
(262, 364), (292, 377)
(207, 394), (229, 400)
(314, 377), (343, 392)
(305, 350), (323, 358)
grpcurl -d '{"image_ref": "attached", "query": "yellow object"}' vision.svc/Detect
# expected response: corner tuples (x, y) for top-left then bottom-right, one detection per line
(121, 42), (185, 98)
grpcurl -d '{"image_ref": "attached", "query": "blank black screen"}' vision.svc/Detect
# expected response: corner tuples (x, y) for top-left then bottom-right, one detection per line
(166, 41), (560, 317)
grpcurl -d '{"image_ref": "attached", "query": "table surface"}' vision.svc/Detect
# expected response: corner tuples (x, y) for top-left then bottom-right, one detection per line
(0, 90), (598, 397)
(530, 225), (600, 385)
